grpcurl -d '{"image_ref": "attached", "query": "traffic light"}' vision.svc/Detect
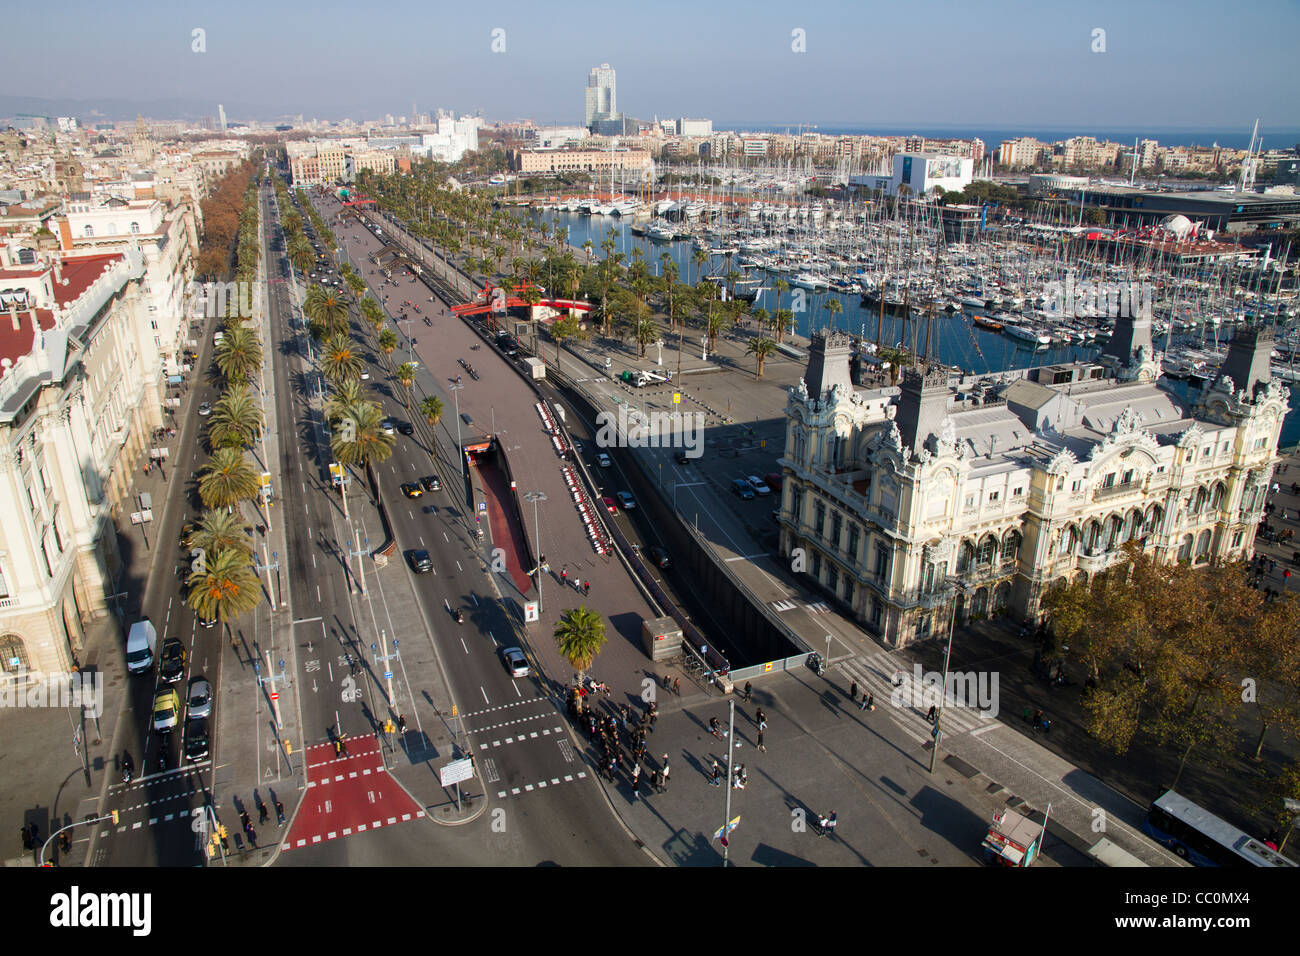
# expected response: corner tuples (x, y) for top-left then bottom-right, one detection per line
(110, 810), (119, 824)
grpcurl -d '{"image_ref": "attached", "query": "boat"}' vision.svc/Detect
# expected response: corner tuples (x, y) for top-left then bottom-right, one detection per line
(646, 222), (676, 241)
(973, 315), (1004, 332)
(792, 273), (828, 291)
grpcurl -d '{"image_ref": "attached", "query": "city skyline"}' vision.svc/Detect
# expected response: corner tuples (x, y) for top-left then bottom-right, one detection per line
(4, 0), (1298, 131)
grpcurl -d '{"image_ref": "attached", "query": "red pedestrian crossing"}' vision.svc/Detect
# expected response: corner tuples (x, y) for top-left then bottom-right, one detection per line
(282, 742), (425, 851)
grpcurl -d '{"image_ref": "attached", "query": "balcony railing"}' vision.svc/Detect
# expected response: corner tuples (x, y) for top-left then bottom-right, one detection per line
(1094, 480), (1141, 502)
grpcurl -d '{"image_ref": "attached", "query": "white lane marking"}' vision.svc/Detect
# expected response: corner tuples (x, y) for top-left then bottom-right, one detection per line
(512, 680), (522, 698)
(456, 561), (462, 572)
(480, 686), (490, 704)
(460, 638), (468, 653)
(419, 536), (425, 547)
(443, 532), (449, 543)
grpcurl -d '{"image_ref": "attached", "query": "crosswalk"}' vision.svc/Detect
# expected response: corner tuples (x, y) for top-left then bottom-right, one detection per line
(770, 599), (831, 614)
(834, 647), (1000, 746)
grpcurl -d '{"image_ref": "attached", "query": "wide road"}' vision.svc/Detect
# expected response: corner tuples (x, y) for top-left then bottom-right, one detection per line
(262, 183), (651, 866)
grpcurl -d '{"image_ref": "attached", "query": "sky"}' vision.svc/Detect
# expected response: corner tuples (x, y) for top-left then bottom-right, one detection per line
(9, 0), (1300, 132)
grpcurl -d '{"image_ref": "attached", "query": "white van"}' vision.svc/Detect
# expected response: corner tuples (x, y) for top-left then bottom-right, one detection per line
(126, 620), (158, 675)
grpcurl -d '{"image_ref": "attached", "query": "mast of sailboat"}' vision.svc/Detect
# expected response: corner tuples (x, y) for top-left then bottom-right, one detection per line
(1130, 137), (1139, 187)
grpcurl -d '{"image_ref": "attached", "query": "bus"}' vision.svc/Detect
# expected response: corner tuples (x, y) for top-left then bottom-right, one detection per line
(1141, 790), (1295, 867)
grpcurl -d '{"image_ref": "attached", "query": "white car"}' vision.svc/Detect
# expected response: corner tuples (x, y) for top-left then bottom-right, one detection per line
(746, 475), (772, 496)
(197, 402), (212, 417)
(381, 419), (396, 436)
(499, 647), (530, 678)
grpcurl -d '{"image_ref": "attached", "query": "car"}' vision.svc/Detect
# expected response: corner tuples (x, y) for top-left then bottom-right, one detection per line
(360, 371), (371, 381)
(616, 491), (636, 510)
(648, 545), (672, 570)
(198, 613), (216, 629)
(397, 421), (414, 436)
(159, 638), (187, 683)
(407, 549), (433, 573)
(152, 688), (181, 731)
(731, 478), (755, 500)
(187, 677), (212, 719)
(747, 475), (772, 496)
(596, 453), (612, 468)
(499, 646), (530, 678)
(763, 472), (784, 491)
(602, 496), (618, 515)
(420, 475), (441, 492)
(381, 419), (396, 435)
(197, 402), (212, 417)
(184, 717), (210, 761)
(400, 482), (423, 499)
(676, 452), (692, 465)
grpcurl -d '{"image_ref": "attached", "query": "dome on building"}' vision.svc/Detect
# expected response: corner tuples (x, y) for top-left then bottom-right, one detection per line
(1160, 214), (1195, 239)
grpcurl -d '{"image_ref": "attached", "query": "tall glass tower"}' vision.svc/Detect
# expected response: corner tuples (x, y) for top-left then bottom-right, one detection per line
(585, 63), (616, 127)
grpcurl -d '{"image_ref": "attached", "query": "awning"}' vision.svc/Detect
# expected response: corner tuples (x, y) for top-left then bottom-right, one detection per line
(167, 375), (183, 385)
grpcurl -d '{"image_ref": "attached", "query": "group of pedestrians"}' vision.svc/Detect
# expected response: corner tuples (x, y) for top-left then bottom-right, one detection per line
(580, 698), (667, 799)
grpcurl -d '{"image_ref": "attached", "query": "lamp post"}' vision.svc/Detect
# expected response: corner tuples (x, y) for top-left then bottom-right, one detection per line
(524, 491), (547, 613)
(450, 381), (465, 478)
(929, 577), (967, 775)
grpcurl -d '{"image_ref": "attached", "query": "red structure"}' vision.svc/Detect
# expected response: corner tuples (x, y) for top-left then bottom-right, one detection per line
(451, 281), (593, 319)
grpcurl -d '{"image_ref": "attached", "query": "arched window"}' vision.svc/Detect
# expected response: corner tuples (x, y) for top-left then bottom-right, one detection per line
(0, 634), (29, 674)
(1086, 521), (1102, 552)
(1105, 515), (1123, 551)
(1195, 530), (1212, 561)
(1178, 534), (1193, 561)
(1210, 483), (1225, 511)
(1001, 531), (1020, 563)
(83, 224), (94, 237)
(977, 536), (996, 566)
(106, 222), (117, 235)
(129, 221), (140, 234)
(957, 541), (975, 573)
(1143, 506), (1161, 534)
(1194, 486), (1209, 513)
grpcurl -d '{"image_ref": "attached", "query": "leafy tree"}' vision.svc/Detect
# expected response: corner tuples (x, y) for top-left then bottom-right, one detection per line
(185, 509), (254, 560)
(214, 324), (263, 386)
(419, 394), (445, 428)
(208, 386), (264, 449)
(186, 547), (263, 648)
(198, 447), (260, 511)
(321, 333), (364, 386)
(746, 336), (779, 378)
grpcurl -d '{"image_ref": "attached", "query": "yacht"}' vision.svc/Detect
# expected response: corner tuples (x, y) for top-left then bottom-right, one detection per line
(646, 222), (676, 241)
(792, 273), (829, 291)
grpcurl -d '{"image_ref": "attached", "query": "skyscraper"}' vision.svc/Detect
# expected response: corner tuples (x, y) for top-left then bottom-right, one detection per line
(217, 104), (227, 130)
(585, 63), (616, 128)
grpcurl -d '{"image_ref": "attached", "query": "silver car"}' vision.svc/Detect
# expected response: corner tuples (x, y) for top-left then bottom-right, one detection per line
(499, 647), (530, 678)
(187, 677), (212, 719)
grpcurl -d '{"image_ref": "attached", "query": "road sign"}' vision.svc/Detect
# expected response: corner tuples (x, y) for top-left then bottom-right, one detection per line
(673, 392), (681, 404)
(440, 758), (475, 786)
(270, 692), (279, 701)
(478, 501), (487, 512)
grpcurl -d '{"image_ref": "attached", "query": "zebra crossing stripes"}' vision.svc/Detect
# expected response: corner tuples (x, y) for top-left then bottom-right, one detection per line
(770, 599), (831, 614)
(804, 602), (831, 614)
(770, 599), (798, 612)
(836, 651), (998, 744)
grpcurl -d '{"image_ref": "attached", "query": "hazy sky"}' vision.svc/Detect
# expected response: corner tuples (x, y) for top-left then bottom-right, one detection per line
(11, 0), (1300, 130)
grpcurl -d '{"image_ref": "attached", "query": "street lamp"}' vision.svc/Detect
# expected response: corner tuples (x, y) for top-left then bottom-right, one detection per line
(449, 381), (465, 477)
(929, 577), (967, 775)
(523, 491), (547, 613)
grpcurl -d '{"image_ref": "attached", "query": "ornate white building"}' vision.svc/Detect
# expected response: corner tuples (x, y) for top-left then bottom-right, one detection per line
(777, 319), (1286, 648)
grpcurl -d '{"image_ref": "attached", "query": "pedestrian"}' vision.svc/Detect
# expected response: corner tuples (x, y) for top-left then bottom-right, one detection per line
(583, 580), (591, 596)
(743, 680), (753, 702)
(825, 811), (838, 837)
(19, 825), (32, 851)
(561, 567), (568, 585)
(926, 704), (937, 723)
(757, 730), (766, 752)
(663, 673), (672, 690)
(859, 693), (869, 711)
(849, 680), (858, 701)
(275, 800), (285, 826)
(257, 797), (269, 825)
(673, 677), (680, 696)
(709, 716), (723, 738)
(710, 759), (722, 786)
(661, 755), (670, 783)
(866, 692), (874, 711)
(397, 714), (407, 734)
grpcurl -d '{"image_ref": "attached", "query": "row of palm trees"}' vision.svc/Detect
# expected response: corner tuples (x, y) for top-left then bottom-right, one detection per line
(185, 177), (268, 641)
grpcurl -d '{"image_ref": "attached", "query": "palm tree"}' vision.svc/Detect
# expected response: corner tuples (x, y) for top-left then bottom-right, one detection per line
(304, 284), (350, 340)
(320, 333), (364, 386)
(551, 314), (580, 364)
(751, 307), (770, 335)
(394, 362), (417, 409)
(325, 379), (366, 424)
(774, 278), (789, 321)
(692, 247), (708, 284)
(360, 297), (384, 331)
(186, 547), (263, 649)
(419, 394), (444, 428)
(214, 324), (263, 386)
(553, 605), (607, 684)
(775, 308), (796, 345)
(185, 509), (254, 560)
(661, 256), (680, 328)
(377, 327), (398, 359)
(208, 387), (264, 449)
(198, 447), (260, 511)
(746, 336), (779, 378)
(826, 297), (843, 332)
(329, 400), (395, 467)
(634, 315), (659, 358)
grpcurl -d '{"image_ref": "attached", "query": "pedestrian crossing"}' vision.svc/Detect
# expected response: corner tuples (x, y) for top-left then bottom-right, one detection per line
(478, 725), (566, 750)
(771, 599), (798, 612)
(835, 648), (1000, 746)
(804, 602), (831, 614)
(770, 599), (832, 614)
(496, 771), (587, 801)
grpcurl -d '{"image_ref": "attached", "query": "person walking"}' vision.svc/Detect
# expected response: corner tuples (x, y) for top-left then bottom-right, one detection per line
(743, 681), (752, 702)
(673, 677), (680, 696)
(710, 759), (722, 786)
(755, 708), (767, 732)
(561, 567), (568, 586)
(757, 729), (766, 752)
(660, 755), (670, 791)
(630, 764), (641, 800)
(256, 796), (269, 825)
(850, 680), (858, 701)
(275, 800), (286, 826)
(583, 580), (591, 596)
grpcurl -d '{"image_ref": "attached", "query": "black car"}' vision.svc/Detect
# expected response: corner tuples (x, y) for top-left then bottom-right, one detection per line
(397, 421), (414, 435)
(184, 717), (210, 761)
(407, 549), (433, 573)
(648, 546), (672, 570)
(159, 638), (187, 683)
(420, 475), (441, 492)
